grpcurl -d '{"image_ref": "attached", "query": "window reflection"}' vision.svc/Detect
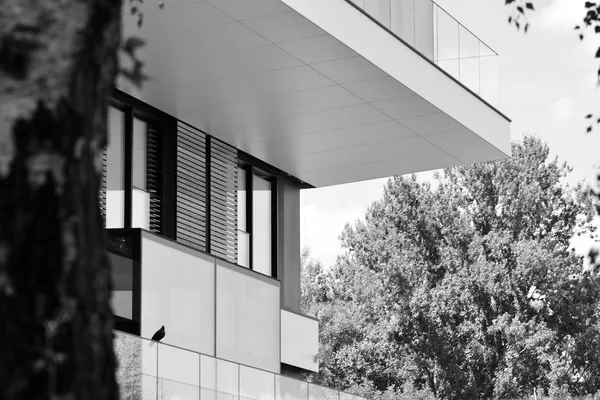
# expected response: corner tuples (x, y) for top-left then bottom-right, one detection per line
(365, 0), (391, 28)
(106, 107), (125, 228)
(349, 0), (498, 105)
(276, 375), (308, 400)
(237, 167), (250, 268)
(132, 117), (149, 230)
(414, 0), (434, 59)
(110, 251), (133, 319)
(240, 365), (274, 400)
(391, 0), (415, 45)
(252, 174), (272, 277)
(104, 107), (153, 229)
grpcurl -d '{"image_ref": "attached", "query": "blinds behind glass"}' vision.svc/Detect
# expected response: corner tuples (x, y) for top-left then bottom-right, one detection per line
(176, 122), (208, 250)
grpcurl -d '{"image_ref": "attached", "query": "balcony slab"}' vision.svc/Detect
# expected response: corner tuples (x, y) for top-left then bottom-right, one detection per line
(118, 0), (510, 187)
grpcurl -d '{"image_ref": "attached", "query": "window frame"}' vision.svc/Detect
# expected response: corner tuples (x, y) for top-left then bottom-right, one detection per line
(237, 160), (278, 279)
(107, 90), (176, 235)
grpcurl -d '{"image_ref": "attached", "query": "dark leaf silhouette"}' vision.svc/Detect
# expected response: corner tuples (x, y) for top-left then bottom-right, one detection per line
(121, 36), (145, 58)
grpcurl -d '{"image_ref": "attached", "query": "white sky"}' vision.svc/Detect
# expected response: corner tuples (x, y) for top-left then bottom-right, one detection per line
(300, 0), (600, 267)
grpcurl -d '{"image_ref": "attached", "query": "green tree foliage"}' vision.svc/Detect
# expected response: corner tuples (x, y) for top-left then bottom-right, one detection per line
(303, 135), (600, 399)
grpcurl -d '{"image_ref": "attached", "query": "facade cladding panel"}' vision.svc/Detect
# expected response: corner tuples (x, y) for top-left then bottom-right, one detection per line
(216, 258), (281, 373)
(281, 310), (319, 372)
(141, 233), (216, 356)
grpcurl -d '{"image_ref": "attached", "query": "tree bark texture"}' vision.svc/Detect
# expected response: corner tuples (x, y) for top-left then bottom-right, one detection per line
(0, 1), (122, 399)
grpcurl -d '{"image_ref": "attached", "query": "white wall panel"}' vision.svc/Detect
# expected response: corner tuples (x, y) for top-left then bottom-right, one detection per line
(216, 260), (280, 373)
(281, 310), (319, 372)
(141, 233), (215, 355)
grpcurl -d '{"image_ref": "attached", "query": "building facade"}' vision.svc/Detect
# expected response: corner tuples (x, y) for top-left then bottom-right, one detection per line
(107, 0), (511, 399)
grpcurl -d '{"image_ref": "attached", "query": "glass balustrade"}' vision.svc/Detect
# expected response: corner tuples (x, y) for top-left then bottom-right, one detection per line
(348, 0), (499, 106)
(115, 330), (367, 400)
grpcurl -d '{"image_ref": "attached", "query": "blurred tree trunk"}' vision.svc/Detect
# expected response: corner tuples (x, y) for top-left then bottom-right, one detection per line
(0, 1), (122, 398)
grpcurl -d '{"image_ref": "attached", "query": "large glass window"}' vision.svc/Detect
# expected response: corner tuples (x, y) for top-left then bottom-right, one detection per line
(106, 107), (125, 228)
(237, 167), (250, 268)
(107, 230), (140, 335)
(252, 174), (272, 276)
(102, 100), (162, 231)
(110, 251), (133, 320)
(132, 117), (149, 230)
(236, 166), (276, 277)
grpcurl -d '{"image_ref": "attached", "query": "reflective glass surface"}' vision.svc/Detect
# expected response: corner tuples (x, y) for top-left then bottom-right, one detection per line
(106, 106), (125, 228)
(114, 332), (158, 400)
(349, 0), (499, 105)
(252, 174), (272, 276)
(276, 375), (308, 400)
(240, 365), (275, 400)
(237, 167), (247, 232)
(309, 384), (339, 400)
(114, 331), (369, 400)
(238, 230), (250, 268)
(132, 188), (150, 230)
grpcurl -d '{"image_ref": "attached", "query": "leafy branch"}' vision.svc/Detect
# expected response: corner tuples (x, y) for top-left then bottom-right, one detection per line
(119, 0), (165, 88)
(505, 0), (535, 32)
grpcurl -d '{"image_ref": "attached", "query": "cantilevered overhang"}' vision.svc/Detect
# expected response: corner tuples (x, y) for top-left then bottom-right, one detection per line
(118, 0), (511, 187)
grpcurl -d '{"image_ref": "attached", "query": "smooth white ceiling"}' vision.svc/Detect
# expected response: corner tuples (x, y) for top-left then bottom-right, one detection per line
(119, 0), (509, 187)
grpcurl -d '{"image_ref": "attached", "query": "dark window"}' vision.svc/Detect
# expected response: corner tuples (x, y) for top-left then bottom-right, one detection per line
(107, 229), (141, 336)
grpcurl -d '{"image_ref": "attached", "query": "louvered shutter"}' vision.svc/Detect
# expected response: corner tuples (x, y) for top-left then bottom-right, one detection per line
(176, 122), (208, 250)
(147, 125), (161, 234)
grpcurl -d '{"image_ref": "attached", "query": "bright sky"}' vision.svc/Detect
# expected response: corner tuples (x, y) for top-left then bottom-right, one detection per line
(300, 0), (600, 267)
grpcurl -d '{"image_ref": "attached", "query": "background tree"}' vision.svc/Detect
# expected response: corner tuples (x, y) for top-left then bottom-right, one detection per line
(303, 135), (600, 399)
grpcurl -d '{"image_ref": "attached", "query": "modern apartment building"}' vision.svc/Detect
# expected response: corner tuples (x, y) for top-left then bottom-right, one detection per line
(106, 0), (511, 399)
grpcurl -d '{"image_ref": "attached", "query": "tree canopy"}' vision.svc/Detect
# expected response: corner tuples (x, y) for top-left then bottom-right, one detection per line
(303, 135), (600, 399)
